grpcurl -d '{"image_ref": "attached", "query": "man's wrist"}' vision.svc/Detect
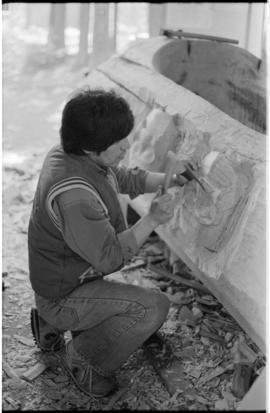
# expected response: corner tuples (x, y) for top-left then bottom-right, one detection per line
(144, 213), (159, 230)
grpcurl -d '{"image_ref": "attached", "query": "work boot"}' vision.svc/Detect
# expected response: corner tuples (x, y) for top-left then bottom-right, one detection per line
(30, 308), (65, 352)
(61, 340), (118, 398)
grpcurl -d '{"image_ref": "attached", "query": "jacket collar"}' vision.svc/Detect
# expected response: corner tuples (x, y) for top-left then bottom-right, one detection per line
(85, 154), (109, 176)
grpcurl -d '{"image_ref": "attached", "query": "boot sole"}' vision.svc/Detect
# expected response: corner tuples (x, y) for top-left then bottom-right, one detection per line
(30, 308), (64, 352)
(31, 308), (44, 351)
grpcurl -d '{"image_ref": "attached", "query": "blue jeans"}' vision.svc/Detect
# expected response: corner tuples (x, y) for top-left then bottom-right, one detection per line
(35, 278), (170, 376)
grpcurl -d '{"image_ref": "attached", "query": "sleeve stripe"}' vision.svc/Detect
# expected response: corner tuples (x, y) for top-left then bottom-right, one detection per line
(45, 177), (108, 232)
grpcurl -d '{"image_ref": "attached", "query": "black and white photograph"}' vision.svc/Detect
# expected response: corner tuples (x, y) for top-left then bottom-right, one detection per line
(2, 2), (267, 411)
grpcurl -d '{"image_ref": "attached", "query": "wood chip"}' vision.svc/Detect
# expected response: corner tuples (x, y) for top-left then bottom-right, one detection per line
(2, 361), (20, 380)
(121, 260), (146, 272)
(14, 335), (35, 347)
(43, 378), (58, 387)
(46, 390), (63, 401)
(232, 362), (253, 398)
(53, 375), (69, 383)
(179, 306), (196, 326)
(199, 366), (225, 385)
(4, 396), (19, 409)
(165, 291), (185, 305)
(6, 377), (28, 390)
(9, 273), (26, 280)
(192, 306), (203, 321)
(175, 347), (195, 359)
(159, 389), (184, 409)
(200, 327), (225, 343)
(22, 361), (48, 381)
(225, 332), (233, 343)
(215, 399), (229, 410)
(195, 395), (210, 405)
(238, 342), (258, 363)
(222, 390), (236, 403)
(200, 337), (210, 346)
(189, 368), (201, 379)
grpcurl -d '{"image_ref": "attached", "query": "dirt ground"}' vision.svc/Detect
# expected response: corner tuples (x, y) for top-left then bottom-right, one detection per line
(2, 13), (265, 412)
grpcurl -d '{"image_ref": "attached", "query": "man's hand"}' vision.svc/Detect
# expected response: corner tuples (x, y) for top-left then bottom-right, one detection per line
(171, 173), (188, 187)
(171, 157), (201, 187)
(175, 157), (200, 174)
(149, 185), (175, 224)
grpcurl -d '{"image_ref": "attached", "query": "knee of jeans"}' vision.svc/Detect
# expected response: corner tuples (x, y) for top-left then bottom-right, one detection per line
(149, 291), (170, 326)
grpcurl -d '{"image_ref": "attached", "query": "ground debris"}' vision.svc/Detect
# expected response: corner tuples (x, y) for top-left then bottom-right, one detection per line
(103, 366), (144, 410)
(5, 377), (29, 390)
(2, 360), (22, 380)
(14, 334), (35, 347)
(179, 305), (196, 326)
(199, 326), (225, 343)
(215, 398), (230, 410)
(198, 366), (226, 385)
(237, 341), (259, 363)
(231, 362), (253, 398)
(165, 291), (187, 305)
(22, 361), (48, 381)
(188, 366), (202, 379)
(194, 394), (210, 405)
(3, 394), (21, 409)
(53, 374), (69, 383)
(159, 388), (184, 409)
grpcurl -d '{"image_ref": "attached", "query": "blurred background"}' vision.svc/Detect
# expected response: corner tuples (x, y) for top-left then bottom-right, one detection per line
(2, 2), (267, 163)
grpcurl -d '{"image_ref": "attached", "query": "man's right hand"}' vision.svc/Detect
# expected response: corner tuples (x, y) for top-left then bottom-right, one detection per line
(149, 185), (175, 225)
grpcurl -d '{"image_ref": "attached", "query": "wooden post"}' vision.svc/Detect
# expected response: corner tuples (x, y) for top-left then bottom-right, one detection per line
(112, 3), (118, 53)
(77, 3), (90, 66)
(148, 3), (167, 37)
(260, 4), (266, 62)
(244, 3), (252, 50)
(92, 3), (111, 68)
(47, 4), (66, 51)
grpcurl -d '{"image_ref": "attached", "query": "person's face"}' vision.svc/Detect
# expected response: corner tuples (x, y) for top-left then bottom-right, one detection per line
(95, 137), (130, 167)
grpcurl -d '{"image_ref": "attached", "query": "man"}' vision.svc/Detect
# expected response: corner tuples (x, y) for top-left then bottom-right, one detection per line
(28, 88), (192, 398)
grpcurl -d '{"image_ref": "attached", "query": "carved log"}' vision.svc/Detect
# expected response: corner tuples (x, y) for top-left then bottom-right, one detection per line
(85, 37), (266, 353)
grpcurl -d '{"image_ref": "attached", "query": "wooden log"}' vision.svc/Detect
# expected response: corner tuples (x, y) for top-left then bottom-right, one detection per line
(148, 264), (210, 294)
(85, 37), (266, 353)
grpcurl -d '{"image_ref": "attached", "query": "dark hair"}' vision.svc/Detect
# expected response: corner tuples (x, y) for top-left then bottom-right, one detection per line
(60, 87), (134, 155)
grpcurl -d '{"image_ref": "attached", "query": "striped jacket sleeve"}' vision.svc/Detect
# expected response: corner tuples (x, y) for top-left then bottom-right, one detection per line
(45, 178), (138, 274)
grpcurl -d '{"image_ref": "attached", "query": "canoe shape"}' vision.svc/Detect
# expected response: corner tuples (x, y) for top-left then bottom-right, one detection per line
(86, 36), (266, 353)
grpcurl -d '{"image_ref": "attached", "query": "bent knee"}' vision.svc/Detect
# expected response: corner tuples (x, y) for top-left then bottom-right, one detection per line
(148, 290), (170, 325)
